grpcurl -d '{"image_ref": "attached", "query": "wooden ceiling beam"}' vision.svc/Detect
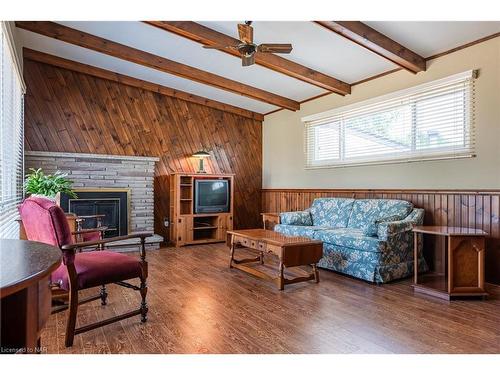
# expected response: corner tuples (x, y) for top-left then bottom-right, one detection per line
(23, 48), (264, 121)
(16, 21), (299, 111)
(315, 21), (426, 73)
(145, 21), (351, 95)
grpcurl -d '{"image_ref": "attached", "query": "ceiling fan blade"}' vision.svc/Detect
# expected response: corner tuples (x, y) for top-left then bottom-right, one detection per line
(241, 53), (255, 67)
(257, 44), (293, 54)
(202, 44), (238, 50)
(238, 23), (253, 44)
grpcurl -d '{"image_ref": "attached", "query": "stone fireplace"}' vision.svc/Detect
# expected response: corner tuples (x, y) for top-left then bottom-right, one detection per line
(25, 151), (163, 249)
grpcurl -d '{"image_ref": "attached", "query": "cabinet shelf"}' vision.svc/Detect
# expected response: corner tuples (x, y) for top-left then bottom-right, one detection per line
(193, 226), (218, 230)
(180, 198), (192, 201)
(193, 213), (228, 217)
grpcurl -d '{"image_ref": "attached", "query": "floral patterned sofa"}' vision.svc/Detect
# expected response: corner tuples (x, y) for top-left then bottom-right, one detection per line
(274, 198), (427, 283)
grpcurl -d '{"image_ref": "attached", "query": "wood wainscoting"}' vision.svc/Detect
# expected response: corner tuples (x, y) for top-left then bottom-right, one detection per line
(23, 58), (263, 241)
(261, 189), (500, 285)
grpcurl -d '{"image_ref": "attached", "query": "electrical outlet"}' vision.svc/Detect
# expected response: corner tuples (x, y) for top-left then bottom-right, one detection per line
(163, 217), (170, 227)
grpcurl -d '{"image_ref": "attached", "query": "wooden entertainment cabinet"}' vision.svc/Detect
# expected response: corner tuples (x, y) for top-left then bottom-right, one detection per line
(169, 172), (234, 247)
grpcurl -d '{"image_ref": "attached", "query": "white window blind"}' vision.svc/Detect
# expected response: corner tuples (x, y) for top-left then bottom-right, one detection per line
(303, 70), (476, 169)
(0, 22), (25, 239)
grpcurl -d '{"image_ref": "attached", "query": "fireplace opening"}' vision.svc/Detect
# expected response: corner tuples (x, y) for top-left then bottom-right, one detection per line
(60, 190), (129, 238)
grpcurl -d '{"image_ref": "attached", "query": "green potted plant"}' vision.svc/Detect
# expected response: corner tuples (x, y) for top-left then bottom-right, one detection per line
(24, 168), (77, 205)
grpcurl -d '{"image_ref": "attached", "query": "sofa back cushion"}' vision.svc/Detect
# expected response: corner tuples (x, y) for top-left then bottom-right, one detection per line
(310, 198), (355, 228)
(280, 211), (313, 226)
(347, 199), (414, 236)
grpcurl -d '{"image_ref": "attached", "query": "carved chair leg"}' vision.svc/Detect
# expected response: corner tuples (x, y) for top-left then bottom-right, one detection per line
(65, 287), (79, 347)
(139, 277), (148, 323)
(100, 284), (108, 306)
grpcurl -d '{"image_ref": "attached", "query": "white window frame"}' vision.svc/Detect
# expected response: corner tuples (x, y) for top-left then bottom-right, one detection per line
(302, 70), (477, 169)
(0, 21), (26, 239)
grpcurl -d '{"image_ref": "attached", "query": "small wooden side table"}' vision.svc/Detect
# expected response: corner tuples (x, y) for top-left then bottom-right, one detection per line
(1, 239), (62, 353)
(412, 226), (488, 300)
(261, 212), (280, 230)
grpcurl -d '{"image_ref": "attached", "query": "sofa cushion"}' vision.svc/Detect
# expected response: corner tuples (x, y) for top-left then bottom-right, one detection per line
(309, 198), (355, 228)
(347, 199), (413, 236)
(362, 214), (401, 237)
(274, 224), (328, 238)
(312, 228), (387, 253)
(279, 210), (313, 226)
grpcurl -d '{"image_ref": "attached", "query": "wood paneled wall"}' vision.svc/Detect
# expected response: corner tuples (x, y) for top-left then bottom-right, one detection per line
(262, 189), (500, 284)
(23, 59), (263, 240)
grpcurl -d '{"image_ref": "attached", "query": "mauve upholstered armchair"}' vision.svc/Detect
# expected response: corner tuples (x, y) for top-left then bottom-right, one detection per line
(19, 196), (152, 347)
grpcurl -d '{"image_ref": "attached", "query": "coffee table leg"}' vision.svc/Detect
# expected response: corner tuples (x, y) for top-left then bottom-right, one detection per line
(278, 261), (284, 290)
(229, 239), (235, 269)
(312, 264), (319, 283)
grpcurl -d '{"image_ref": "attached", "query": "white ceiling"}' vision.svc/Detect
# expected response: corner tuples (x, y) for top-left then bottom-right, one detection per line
(200, 21), (396, 83)
(365, 21), (500, 57)
(17, 21), (500, 115)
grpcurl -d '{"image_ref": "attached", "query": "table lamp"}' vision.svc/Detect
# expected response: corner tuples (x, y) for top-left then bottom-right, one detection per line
(192, 150), (210, 173)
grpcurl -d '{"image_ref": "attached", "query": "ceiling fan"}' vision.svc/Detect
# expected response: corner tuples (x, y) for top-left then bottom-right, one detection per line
(202, 21), (293, 66)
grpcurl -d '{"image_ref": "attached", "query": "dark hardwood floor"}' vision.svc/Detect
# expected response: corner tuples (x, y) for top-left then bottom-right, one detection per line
(41, 244), (500, 354)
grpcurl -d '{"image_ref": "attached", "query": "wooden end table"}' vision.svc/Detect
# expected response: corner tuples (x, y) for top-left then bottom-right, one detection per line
(227, 229), (323, 290)
(412, 226), (488, 300)
(260, 212), (280, 230)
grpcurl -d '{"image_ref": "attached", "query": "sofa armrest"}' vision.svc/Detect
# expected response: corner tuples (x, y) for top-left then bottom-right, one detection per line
(279, 210), (313, 226)
(377, 208), (424, 240)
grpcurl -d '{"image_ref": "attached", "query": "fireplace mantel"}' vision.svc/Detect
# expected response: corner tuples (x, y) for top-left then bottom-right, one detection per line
(25, 150), (159, 163)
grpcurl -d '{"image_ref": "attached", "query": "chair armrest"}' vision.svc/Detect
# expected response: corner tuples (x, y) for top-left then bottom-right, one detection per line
(62, 232), (153, 251)
(71, 226), (108, 235)
(279, 210), (313, 226)
(377, 209), (424, 240)
(75, 214), (106, 220)
(60, 232), (152, 266)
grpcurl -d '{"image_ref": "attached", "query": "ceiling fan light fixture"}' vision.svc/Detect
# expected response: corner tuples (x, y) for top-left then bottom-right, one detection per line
(202, 21), (293, 67)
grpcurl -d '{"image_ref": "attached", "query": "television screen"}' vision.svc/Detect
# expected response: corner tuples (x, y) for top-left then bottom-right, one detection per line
(195, 180), (229, 213)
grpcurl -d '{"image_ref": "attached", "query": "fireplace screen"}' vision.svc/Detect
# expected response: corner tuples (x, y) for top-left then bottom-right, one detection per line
(60, 190), (129, 238)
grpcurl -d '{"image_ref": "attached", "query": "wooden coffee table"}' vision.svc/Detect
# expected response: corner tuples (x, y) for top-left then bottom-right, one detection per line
(226, 229), (323, 290)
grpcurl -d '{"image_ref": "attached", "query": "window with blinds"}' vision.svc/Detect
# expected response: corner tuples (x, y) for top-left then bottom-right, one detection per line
(303, 70), (476, 169)
(0, 22), (25, 239)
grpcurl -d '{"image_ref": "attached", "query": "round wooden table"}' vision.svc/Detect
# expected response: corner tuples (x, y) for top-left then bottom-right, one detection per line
(0, 239), (61, 354)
